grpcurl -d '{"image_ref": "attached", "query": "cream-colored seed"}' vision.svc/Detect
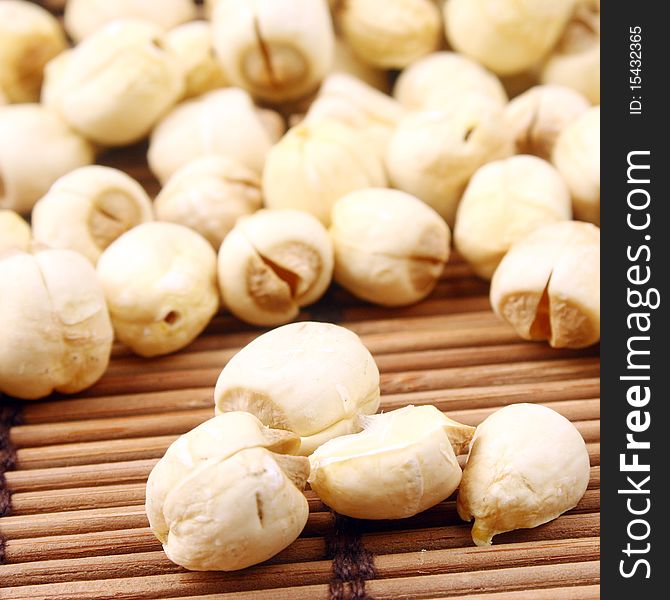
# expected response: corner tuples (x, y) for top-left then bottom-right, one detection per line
(444, 0), (576, 76)
(148, 88), (281, 184)
(540, 0), (600, 104)
(146, 412), (309, 571)
(309, 405), (475, 520)
(0, 209), (31, 253)
(505, 85), (590, 160)
(336, 0), (442, 69)
(256, 109), (286, 143)
(96, 222), (219, 357)
(39, 47), (71, 108)
(330, 188), (450, 306)
(0, 104), (95, 214)
(217, 209), (334, 326)
(64, 0), (196, 42)
(385, 99), (515, 227)
(0, 247), (113, 400)
(393, 51), (508, 111)
(490, 221), (600, 349)
(552, 106), (600, 225)
(155, 155), (261, 250)
(303, 73), (406, 158)
(214, 322), (381, 456)
(32, 166), (153, 265)
(454, 155), (572, 280)
(0, 0), (67, 103)
(43, 19), (184, 146)
(457, 403), (590, 546)
(163, 21), (229, 100)
(212, 0), (334, 103)
(263, 120), (387, 226)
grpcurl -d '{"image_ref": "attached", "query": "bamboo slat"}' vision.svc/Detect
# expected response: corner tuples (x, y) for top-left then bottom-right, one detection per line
(0, 537), (598, 588)
(0, 560), (599, 600)
(422, 588), (600, 600)
(381, 377), (599, 412)
(101, 340), (593, 378)
(4, 459), (159, 493)
(10, 483), (148, 516)
(15, 435), (180, 471)
(172, 586), (602, 600)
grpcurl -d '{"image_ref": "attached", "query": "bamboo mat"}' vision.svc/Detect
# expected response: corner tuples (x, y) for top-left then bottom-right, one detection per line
(0, 197), (601, 600)
(0, 123), (601, 599)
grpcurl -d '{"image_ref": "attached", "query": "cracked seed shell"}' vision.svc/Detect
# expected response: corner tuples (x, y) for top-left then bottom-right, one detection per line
(211, 0), (334, 103)
(146, 411), (309, 571)
(0, 246), (113, 400)
(309, 405), (475, 520)
(32, 166), (153, 265)
(490, 220), (600, 349)
(214, 321), (381, 456)
(217, 209), (333, 326)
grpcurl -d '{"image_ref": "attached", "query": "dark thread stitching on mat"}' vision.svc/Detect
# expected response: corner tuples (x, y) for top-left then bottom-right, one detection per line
(326, 512), (377, 600)
(0, 399), (24, 564)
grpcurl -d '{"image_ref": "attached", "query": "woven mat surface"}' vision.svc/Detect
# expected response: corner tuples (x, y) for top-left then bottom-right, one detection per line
(0, 197), (600, 598)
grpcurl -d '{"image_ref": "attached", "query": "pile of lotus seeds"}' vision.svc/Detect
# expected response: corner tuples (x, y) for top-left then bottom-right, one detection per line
(0, 0), (599, 572)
